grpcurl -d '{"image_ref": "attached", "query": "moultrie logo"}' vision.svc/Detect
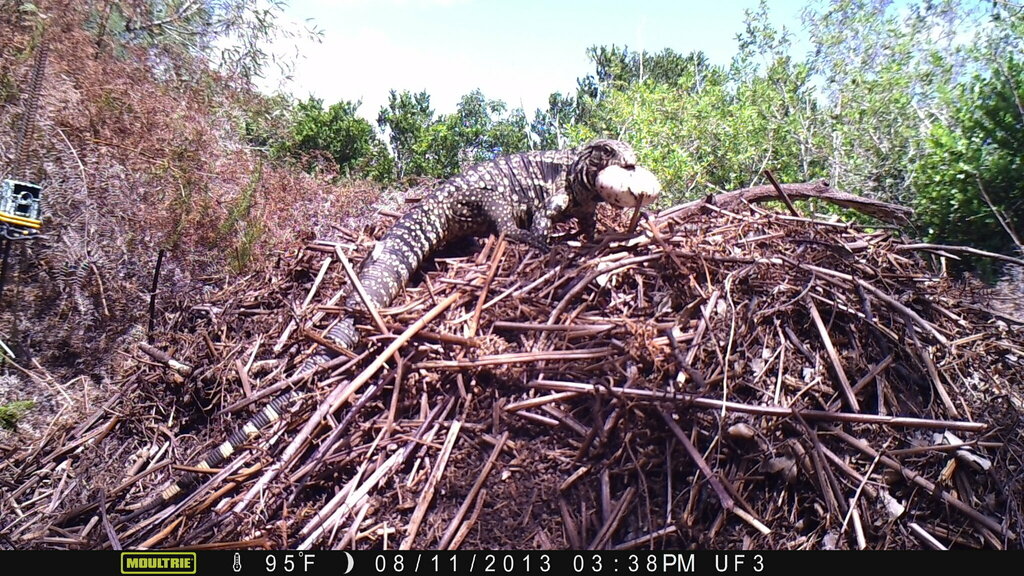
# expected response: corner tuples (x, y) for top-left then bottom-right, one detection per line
(120, 552), (197, 575)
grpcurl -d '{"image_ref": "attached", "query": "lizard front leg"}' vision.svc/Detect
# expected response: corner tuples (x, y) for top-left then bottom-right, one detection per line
(569, 195), (599, 241)
(481, 193), (551, 252)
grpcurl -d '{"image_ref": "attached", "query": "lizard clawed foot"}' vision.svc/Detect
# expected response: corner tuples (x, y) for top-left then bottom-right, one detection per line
(505, 230), (551, 253)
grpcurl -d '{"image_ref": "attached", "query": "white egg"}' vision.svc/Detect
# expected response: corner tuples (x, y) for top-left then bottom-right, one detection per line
(595, 165), (662, 208)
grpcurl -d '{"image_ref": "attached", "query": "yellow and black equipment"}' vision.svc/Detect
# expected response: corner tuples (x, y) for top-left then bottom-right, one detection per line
(1, 37), (48, 299)
(0, 179), (42, 240)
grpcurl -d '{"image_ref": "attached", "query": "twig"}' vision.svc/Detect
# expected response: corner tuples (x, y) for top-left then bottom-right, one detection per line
(414, 347), (617, 370)
(662, 409), (771, 535)
(449, 488), (488, 550)
(98, 493), (122, 550)
(400, 419), (462, 549)
(235, 292), (463, 515)
(125, 0), (203, 34)
(147, 249), (164, 341)
(839, 440), (886, 548)
(907, 323), (959, 418)
(468, 235), (506, 338)
(656, 181), (913, 224)
(326, 292), (462, 414)
(333, 244), (389, 336)
(833, 428), (1006, 537)
(504, 392), (580, 413)
(613, 525), (678, 550)
(274, 256), (332, 353)
(530, 380), (987, 432)
(437, 431), (508, 549)
(589, 486), (636, 550)
(137, 341), (191, 375)
(412, 329), (480, 347)
(137, 518), (185, 549)
(492, 321), (615, 334)
(806, 297), (860, 411)
(975, 175), (1023, 250)
(297, 401), (451, 548)
(855, 278), (951, 346)
(88, 262), (110, 316)
(218, 350), (367, 415)
(546, 254), (661, 326)
(909, 523), (948, 550)
(894, 243), (1024, 267)
(763, 169), (801, 217)
(828, 354), (894, 410)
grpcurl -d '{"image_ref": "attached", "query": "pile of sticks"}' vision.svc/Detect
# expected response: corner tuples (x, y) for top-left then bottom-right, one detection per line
(3, 184), (1022, 550)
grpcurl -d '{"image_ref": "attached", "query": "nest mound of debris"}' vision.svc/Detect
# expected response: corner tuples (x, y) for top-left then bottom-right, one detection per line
(3, 184), (1023, 550)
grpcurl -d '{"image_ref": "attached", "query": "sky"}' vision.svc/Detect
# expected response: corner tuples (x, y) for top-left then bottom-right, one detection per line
(260, 0), (812, 121)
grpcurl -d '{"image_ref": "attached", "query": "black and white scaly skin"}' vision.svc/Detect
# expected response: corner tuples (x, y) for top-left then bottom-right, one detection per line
(312, 139), (650, 353)
(127, 140), (660, 515)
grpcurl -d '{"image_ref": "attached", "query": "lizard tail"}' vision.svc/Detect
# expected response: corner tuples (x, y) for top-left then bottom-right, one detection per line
(297, 319), (359, 374)
(123, 388), (300, 517)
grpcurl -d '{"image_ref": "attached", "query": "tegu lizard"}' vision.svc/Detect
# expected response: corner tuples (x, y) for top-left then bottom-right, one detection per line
(126, 139), (660, 516)
(307, 138), (661, 356)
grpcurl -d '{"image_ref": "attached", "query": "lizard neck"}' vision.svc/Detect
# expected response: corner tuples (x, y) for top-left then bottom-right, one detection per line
(566, 147), (603, 206)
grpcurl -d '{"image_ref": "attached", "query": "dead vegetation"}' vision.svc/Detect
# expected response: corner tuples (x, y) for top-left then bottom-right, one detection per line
(1, 2), (1023, 552)
(0, 2), (378, 440)
(2, 188), (1022, 550)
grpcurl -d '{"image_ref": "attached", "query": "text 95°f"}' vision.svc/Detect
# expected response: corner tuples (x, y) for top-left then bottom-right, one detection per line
(264, 552), (319, 573)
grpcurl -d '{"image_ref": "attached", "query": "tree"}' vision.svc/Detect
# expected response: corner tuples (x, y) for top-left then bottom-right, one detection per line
(583, 44), (713, 92)
(377, 89), (530, 180)
(572, 8), (822, 203)
(447, 90), (529, 162)
(414, 90), (530, 177)
(531, 92), (572, 149)
(531, 46), (720, 154)
(87, 0), (319, 87)
(283, 97), (388, 177)
(916, 55), (1024, 274)
(800, 0), (972, 204)
(731, 1), (825, 183)
(377, 89), (434, 179)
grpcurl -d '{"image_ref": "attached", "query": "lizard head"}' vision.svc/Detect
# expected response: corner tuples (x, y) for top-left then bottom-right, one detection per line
(571, 139), (662, 209)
